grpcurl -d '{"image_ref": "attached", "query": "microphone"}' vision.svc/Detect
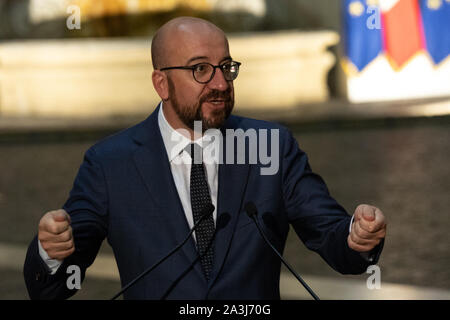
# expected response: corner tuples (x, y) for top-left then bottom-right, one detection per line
(244, 202), (320, 300)
(111, 203), (215, 300)
(159, 212), (231, 300)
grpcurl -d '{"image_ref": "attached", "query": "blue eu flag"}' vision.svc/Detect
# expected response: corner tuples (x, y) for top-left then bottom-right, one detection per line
(343, 0), (383, 71)
(419, 0), (450, 64)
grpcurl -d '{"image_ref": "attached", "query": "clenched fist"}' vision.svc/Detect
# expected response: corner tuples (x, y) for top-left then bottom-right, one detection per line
(348, 204), (386, 253)
(38, 209), (75, 260)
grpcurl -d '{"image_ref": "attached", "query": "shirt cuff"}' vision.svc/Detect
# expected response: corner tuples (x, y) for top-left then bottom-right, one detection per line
(349, 214), (355, 233)
(38, 240), (63, 275)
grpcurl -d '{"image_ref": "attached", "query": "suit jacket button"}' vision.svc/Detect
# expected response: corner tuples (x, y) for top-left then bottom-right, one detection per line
(35, 272), (41, 281)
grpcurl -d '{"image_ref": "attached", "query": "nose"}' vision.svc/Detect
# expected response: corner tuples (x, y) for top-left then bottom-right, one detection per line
(207, 67), (230, 91)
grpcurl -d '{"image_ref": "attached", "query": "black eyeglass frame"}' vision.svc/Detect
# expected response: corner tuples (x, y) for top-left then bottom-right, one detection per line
(159, 61), (242, 84)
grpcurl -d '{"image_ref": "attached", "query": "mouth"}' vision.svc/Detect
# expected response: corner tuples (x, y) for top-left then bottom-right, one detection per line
(204, 99), (228, 107)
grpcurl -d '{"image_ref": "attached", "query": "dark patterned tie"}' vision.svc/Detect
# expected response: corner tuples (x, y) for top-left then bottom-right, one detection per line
(188, 143), (215, 281)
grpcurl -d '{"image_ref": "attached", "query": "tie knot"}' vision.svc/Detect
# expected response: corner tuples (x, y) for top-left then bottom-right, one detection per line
(186, 143), (203, 164)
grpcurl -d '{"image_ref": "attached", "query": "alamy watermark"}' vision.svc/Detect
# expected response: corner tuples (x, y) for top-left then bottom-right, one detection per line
(66, 5), (81, 30)
(170, 121), (280, 176)
(366, 6), (381, 30)
(366, 264), (381, 290)
(66, 265), (81, 290)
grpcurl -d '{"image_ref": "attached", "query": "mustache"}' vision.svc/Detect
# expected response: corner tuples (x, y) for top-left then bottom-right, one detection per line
(200, 89), (232, 103)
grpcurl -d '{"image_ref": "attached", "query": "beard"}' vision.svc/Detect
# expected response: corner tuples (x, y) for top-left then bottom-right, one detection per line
(167, 77), (234, 132)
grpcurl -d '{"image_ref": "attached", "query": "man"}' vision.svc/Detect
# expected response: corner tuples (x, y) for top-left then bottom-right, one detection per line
(24, 17), (386, 300)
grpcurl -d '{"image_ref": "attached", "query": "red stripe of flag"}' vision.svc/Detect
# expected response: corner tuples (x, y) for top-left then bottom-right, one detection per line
(381, 0), (424, 69)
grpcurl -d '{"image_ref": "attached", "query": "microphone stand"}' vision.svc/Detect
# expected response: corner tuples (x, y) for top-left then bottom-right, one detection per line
(245, 202), (320, 301)
(110, 203), (215, 300)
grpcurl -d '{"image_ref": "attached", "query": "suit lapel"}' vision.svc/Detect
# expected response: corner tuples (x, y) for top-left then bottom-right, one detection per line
(131, 106), (205, 282)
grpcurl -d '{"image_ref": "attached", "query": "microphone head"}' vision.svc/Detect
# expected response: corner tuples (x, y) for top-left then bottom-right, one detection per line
(244, 202), (257, 217)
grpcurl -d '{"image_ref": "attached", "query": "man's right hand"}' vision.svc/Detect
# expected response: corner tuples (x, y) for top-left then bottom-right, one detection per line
(38, 209), (75, 260)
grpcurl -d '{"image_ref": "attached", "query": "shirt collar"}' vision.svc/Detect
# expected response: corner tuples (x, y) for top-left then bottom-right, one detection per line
(157, 102), (215, 162)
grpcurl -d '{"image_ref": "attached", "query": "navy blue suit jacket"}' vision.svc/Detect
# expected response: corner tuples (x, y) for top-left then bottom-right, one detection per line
(24, 106), (381, 299)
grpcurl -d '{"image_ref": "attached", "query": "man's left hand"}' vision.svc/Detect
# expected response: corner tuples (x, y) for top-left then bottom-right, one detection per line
(348, 204), (386, 253)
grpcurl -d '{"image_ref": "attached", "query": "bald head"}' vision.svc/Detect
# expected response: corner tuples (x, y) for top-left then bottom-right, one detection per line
(151, 17), (228, 70)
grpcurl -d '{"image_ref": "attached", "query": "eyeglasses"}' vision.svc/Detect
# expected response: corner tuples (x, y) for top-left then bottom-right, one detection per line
(159, 61), (241, 84)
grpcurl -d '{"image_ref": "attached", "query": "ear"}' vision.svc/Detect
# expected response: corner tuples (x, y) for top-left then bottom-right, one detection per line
(152, 70), (169, 101)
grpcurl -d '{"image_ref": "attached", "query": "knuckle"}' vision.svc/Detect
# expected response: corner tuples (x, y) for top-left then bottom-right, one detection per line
(361, 228), (371, 238)
(38, 219), (45, 229)
(37, 232), (45, 241)
(65, 241), (74, 250)
(357, 230), (368, 240)
(349, 239), (365, 252)
(351, 232), (362, 244)
(61, 231), (71, 242)
(48, 251), (58, 259)
(347, 236), (354, 248)
(47, 224), (59, 234)
(366, 224), (375, 233)
(356, 224), (368, 238)
(41, 242), (50, 251)
(39, 217), (51, 229)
